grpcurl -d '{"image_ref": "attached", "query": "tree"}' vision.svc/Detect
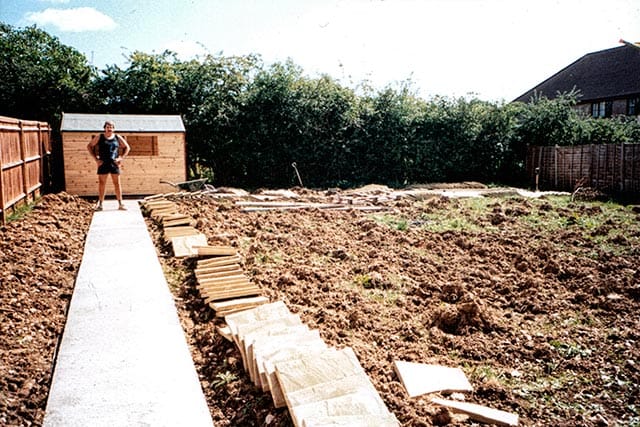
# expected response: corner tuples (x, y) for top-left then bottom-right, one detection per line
(175, 54), (259, 180)
(91, 51), (180, 114)
(352, 86), (422, 186)
(0, 23), (95, 125)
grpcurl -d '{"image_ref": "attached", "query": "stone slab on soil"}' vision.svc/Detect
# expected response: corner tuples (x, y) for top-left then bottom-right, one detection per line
(237, 315), (302, 360)
(171, 233), (208, 257)
(285, 373), (379, 407)
(245, 324), (312, 388)
(393, 360), (473, 397)
(275, 347), (396, 425)
(431, 397), (519, 427)
(289, 387), (397, 427)
(43, 200), (213, 427)
(211, 295), (270, 316)
(275, 347), (363, 394)
(224, 300), (291, 337)
(302, 414), (400, 427)
(263, 340), (329, 408)
(255, 330), (325, 389)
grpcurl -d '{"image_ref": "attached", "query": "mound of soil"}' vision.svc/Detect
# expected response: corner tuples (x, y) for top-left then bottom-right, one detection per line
(2, 189), (639, 426)
(0, 193), (92, 426)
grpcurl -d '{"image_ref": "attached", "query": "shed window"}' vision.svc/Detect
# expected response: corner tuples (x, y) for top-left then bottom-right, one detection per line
(126, 135), (158, 156)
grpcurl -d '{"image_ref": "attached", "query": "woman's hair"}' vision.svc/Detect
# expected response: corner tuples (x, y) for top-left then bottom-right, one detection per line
(103, 120), (115, 128)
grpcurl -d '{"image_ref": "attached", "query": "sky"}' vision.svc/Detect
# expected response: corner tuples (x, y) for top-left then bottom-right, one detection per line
(2, 0), (639, 102)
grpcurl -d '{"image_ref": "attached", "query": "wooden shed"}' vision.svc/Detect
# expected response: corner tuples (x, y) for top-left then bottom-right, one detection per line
(61, 113), (186, 196)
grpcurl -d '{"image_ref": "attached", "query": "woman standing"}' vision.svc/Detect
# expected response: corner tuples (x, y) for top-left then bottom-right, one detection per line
(87, 120), (131, 211)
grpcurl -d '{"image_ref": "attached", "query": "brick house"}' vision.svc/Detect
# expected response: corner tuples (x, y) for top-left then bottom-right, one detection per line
(513, 41), (640, 119)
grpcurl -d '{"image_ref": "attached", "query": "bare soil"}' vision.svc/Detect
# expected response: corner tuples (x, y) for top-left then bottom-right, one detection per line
(1, 188), (639, 426)
(0, 193), (92, 426)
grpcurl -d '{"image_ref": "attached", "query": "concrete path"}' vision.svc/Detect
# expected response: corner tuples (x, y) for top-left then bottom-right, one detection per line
(43, 200), (213, 427)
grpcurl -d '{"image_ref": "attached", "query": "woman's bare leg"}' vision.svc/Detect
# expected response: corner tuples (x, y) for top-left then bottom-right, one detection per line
(111, 174), (126, 209)
(97, 175), (108, 209)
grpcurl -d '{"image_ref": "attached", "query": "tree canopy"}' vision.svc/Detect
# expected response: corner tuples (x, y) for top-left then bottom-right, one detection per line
(2, 22), (639, 190)
(0, 24), (95, 126)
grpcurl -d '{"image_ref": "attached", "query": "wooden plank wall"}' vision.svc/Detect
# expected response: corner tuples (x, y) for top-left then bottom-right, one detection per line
(527, 143), (640, 194)
(0, 116), (50, 223)
(63, 131), (186, 196)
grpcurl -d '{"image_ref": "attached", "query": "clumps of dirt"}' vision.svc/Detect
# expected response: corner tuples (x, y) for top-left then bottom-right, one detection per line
(572, 187), (608, 202)
(408, 182), (488, 190)
(0, 193), (92, 426)
(431, 295), (503, 335)
(5, 190), (640, 426)
(159, 193), (639, 426)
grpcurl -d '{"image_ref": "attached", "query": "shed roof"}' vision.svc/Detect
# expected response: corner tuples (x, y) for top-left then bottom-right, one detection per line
(61, 113), (185, 132)
(513, 44), (640, 103)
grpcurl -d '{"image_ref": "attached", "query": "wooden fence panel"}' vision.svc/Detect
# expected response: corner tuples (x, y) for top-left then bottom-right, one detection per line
(527, 143), (640, 196)
(0, 115), (50, 223)
(622, 144), (640, 193)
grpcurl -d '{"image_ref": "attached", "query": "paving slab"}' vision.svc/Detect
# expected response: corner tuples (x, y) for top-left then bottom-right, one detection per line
(43, 200), (213, 427)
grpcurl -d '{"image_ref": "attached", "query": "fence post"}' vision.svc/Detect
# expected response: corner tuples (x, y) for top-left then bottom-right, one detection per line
(38, 122), (45, 192)
(620, 143), (625, 192)
(595, 144), (600, 189)
(19, 120), (29, 203)
(553, 144), (556, 188)
(0, 121), (4, 224)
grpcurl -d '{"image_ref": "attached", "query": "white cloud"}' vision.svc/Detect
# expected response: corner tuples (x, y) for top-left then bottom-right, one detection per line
(163, 40), (208, 60)
(25, 7), (117, 32)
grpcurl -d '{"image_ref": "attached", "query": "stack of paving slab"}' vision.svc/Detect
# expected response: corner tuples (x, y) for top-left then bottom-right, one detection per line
(140, 196), (269, 315)
(141, 196), (203, 257)
(142, 196), (398, 424)
(194, 255), (268, 317)
(224, 301), (399, 427)
(142, 195), (243, 257)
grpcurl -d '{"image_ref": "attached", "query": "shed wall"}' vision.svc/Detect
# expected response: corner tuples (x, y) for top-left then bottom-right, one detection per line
(63, 131), (186, 196)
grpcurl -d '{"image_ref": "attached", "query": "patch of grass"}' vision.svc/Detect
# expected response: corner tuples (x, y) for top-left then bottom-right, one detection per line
(6, 198), (39, 222)
(162, 263), (188, 291)
(418, 211), (486, 233)
(517, 364), (582, 394)
(371, 214), (409, 231)
(237, 236), (253, 251)
(549, 339), (593, 359)
(364, 288), (402, 306)
(564, 311), (599, 328)
(353, 273), (373, 288)
(417, 197), (496, 233)
(350, 274), (404, 306)
(526, 211), (570, 231)
(253, 251), (283, 265)
(468, 364), (508, 385)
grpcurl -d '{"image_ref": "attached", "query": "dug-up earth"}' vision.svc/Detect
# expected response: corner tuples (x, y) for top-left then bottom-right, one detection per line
(1, 184), (639, 426)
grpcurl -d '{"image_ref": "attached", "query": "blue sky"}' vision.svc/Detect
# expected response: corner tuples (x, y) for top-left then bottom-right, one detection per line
(2, 0), (639, 102)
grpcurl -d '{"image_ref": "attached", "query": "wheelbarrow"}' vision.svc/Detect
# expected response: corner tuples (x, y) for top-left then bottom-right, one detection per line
(159, 178), (208, 192)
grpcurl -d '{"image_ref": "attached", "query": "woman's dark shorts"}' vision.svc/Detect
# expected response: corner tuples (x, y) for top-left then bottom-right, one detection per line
(97, 161), (121, 175)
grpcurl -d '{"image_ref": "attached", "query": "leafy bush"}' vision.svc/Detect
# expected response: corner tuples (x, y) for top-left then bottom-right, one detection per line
(3, 23), (639, 190)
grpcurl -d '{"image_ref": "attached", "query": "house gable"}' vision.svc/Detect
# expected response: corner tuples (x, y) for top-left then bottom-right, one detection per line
(513, 43), (640, 105)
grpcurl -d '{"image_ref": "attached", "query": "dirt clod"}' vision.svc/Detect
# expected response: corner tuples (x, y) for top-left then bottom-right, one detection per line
(2, 190), (639, 427)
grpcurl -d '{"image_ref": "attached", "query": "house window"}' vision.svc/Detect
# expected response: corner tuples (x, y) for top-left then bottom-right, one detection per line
(628, 98), (640, 116)
(591, 101), (612, 118)
(126, 135), (159, 156)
